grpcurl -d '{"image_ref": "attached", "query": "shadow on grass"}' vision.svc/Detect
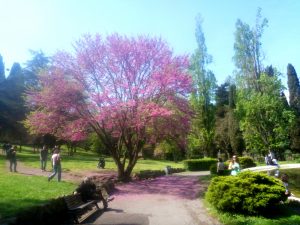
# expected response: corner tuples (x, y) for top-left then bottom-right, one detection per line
(0, 198), (48, 219)
(261, 200), (300, 219)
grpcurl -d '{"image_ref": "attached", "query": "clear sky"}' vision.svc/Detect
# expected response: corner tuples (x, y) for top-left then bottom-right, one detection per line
(0, 0), (299, 85)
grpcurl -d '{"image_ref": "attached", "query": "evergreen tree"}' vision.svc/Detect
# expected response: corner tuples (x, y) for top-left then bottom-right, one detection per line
(0, 54), (5, 83)
(24, 50), (49, 88)
(287, 64), (300, 152)
(287, 64), (300, 114)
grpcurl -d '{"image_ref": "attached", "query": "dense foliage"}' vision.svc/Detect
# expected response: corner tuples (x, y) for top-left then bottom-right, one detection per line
(188, 16), (217, 158)
(238, 156), (256, 169)
(205, 171), (287, 215)
(25, 34), (192, 181)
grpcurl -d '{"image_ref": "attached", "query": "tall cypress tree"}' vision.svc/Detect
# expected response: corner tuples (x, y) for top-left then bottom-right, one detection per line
(287, 64), (300, 152)
(287, 64), (300, 114)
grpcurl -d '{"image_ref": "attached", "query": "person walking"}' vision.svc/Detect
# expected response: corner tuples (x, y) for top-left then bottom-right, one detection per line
(48, 148), (61, 182)
(40, 145), (48, 171)
(7, 145), (17, 172)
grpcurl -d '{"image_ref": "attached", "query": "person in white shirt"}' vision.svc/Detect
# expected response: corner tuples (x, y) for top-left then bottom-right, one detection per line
(48, 148), (61, 182)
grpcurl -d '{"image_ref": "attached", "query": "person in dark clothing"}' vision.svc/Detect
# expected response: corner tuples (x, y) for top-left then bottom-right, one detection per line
(74, 177), (113, 209)
(3, 143), (11, 156)
(40, 145), (48, 171)
(7, 145), (17, 172)
(97, 157), (105, 169)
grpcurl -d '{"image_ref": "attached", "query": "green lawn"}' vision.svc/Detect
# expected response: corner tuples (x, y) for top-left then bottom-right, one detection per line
(0, 155), (76, 219)
(0, 146), (184, 219)
(17, 145), (184, 172)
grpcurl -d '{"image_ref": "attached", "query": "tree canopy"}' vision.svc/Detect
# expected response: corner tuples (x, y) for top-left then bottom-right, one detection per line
(25, 34), (192, 180)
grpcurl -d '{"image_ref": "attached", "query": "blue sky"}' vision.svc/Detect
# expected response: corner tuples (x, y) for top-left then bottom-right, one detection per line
(0, 0), (299, 85)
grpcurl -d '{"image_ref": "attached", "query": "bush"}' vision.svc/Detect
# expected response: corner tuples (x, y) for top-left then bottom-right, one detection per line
(205, 171), (287, 215)
(238, 156), (256, 169)
(184, 158), (217, 171)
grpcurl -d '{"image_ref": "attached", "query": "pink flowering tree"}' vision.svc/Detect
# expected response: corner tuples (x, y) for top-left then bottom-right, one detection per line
(25, 34), (192, 181)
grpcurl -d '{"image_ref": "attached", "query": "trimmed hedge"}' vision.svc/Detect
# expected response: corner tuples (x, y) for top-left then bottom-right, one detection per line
(239, 156), (256, 169)
(184, 158), (218, 171)
(134, 168), (186, 179)
(205, 171), (287, 215)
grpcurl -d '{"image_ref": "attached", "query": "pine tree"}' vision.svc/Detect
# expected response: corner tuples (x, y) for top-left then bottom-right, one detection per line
(0, 54), (5, 83)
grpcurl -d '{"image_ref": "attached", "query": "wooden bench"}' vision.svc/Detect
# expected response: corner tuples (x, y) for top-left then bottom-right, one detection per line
(64, 193), (99, 224)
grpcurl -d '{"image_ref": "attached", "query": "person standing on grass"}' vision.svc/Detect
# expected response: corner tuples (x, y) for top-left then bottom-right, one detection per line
(48, 148), (61, 182)
(39, 145), (48, 171)
(7, 145), (17, 172)
(217, 158), (225, 175)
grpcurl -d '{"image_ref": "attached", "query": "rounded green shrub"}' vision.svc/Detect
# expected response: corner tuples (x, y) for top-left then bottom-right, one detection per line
(239, 156), (256, 169)
(205, 171), (287, 215)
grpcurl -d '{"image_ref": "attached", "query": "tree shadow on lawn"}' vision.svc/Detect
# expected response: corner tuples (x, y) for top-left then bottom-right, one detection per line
(113, 175), (207, 200)
(261, 200), (300, 220)
(0, 198), (47, 219)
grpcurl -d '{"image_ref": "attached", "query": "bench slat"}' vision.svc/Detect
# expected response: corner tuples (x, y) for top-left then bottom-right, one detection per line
(64, 194), (99, 224)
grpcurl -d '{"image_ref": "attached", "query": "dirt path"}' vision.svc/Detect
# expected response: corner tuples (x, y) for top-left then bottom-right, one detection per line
(4, 161), (220, 225)
(4, 160), (116, 184)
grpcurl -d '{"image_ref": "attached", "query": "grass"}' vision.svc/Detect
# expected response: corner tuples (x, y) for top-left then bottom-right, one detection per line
(0, 145), (184, 219)
(206, 203), (300, 225)
(16, 145), (184, 172)
(0, 155), (76, 219)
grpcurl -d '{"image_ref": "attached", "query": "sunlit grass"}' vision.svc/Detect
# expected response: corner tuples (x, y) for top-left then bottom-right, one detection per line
(0, 155), (76, 219)
(204, 197), (300, 225)
(17, 146), (184, 172)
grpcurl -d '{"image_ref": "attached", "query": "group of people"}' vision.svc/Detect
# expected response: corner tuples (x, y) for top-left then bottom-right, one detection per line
(217, 155), (240, 176)
(2, 143), (62, 182)
(39, 145), (62, 182)
(217, 153), (291, 196)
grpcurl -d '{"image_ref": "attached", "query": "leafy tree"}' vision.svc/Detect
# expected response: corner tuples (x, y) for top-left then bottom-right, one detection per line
(188, 16), (217, 158)
(237, 73), (295, 155)
(214, 81), (244, 157)
(25, 34), (192, 181)
(233, 8), (268, 90)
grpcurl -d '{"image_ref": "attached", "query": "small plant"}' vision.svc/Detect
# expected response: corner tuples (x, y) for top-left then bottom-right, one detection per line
(205, 171), (287, 215)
